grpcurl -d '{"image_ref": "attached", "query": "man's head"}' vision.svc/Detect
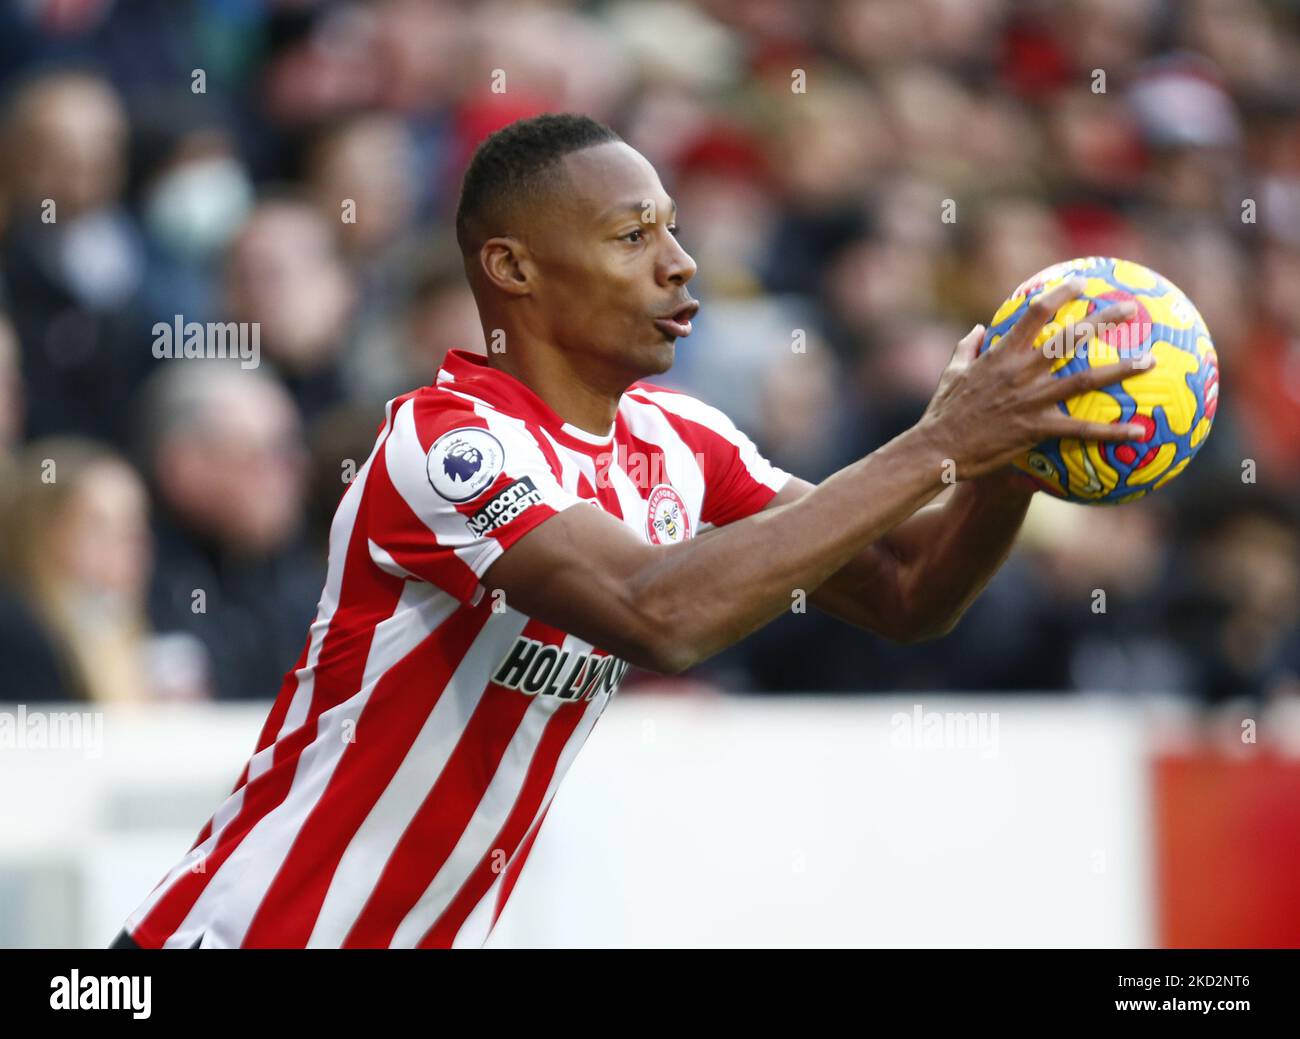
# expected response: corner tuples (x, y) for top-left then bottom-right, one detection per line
(225, 197), (356, 371)
(3, 70), (128, 220)
(456, 113), (698, 383)
(141, 364), (307, 556)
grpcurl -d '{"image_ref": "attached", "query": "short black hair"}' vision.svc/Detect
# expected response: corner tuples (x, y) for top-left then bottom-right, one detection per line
(455, 112), (621, 255)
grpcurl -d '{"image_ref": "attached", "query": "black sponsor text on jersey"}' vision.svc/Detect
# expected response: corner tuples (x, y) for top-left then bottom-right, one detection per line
(491, 635), (630, 701)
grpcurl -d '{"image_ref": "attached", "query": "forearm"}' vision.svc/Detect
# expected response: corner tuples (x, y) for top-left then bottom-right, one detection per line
(869, 467), (1036, 641)
(628, 426), (949, 670)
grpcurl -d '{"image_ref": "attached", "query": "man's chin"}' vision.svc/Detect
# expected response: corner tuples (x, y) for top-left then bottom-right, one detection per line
(619, 337), (675, 379)
(645, 338), (676, 374)
(584, 336), (675, 385)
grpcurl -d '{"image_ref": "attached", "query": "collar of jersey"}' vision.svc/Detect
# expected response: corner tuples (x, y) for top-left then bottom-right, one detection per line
(435, 348), (617, 453)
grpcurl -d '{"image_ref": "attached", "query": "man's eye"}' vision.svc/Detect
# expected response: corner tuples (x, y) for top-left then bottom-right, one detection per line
(667, 224), (680, 238)
(624, 229), (645, 243)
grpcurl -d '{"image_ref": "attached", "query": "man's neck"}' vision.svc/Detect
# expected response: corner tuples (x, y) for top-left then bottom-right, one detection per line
(485, 334), (628, 436)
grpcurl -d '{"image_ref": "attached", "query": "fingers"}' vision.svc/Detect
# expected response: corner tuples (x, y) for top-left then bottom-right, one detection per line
(1042, 417), (1148, 442)
(1083, 299), (1138, 332)
(1009, 295), (1153, 402)
(953, 324), (985, 366)
(1002, 276), (1086, 352)
(1066, 300), (1144, 363)
(1038, 355), (1156, 403)
(1002, 285), (1144, 377)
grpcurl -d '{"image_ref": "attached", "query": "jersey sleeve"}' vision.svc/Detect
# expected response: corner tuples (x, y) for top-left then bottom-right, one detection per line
(367, 395), (589, 605)
(630, 385), (793, 530)
(695, 405), (793, 528)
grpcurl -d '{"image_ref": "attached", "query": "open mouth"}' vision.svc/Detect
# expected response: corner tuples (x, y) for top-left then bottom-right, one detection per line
(653, 300), (700, 340)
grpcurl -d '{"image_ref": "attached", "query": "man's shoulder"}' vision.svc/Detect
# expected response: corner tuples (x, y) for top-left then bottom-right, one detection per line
(380, 382), (554, 501)
(622, 380), (743, 439)
(395, 382), (528, 441)
(403, 380), (487, 417)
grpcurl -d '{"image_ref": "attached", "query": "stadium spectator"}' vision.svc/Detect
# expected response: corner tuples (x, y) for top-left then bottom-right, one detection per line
(0, 437), (206, 702)
(304, 114), (425, 402)
(137, 363), (321, 701)
(0, 69), (150, 447)
(223, 198), (357, 425)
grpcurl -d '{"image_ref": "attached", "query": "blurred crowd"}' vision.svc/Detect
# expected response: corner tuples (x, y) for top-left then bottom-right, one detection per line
(0, 0), (1297, 707)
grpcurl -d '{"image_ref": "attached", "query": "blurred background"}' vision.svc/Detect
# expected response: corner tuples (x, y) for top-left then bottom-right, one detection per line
(1, 0), (1299, 948)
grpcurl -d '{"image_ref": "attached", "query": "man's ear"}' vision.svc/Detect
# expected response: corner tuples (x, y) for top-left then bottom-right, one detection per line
(479, 236), (534, 297)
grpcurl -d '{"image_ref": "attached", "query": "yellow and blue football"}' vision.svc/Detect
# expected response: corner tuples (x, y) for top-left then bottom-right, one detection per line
(978, 256), (1219, 504)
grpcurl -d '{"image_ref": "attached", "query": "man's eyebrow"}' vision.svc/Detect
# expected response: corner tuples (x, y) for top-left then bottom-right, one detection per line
(597, 198), (678, 223)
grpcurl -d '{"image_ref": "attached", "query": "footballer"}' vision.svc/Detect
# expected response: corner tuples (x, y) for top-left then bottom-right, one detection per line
(112, 113), (1145, 949)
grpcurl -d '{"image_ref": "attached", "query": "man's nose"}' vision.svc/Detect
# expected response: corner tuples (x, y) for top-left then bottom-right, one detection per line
(660, 235), (697, 286)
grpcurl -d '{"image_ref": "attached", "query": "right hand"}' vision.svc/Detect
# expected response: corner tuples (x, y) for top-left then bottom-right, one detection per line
(915, 278), (1154, 481)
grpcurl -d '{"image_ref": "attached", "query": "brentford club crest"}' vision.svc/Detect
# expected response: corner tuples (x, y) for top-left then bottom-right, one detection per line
(646, 483), (691, 544)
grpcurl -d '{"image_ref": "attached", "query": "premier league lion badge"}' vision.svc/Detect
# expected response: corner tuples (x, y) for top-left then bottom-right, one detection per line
(426, 427), (505, 502)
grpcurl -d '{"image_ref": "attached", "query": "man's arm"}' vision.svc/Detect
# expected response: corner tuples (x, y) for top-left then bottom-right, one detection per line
(484, 424), (954, 674)
(483, 282), (1145, 674)
(761, 294), (1142, 644)
(767, 466), (1038, 644)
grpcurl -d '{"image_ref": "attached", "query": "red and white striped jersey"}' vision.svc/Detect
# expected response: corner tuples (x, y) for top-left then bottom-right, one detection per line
(121, 348), (791, 948)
